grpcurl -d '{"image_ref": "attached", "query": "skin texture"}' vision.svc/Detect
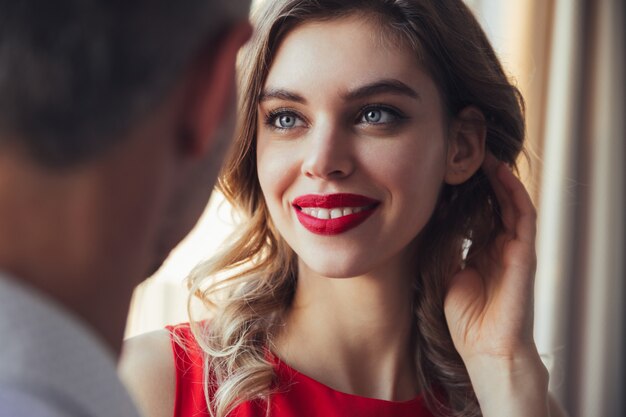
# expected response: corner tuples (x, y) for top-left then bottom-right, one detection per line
(120, 15), (566, 417)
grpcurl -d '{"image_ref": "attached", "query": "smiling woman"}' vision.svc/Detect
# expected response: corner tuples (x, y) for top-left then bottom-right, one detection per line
(255, 17), (457, 280)
(119, 1), (565, 417)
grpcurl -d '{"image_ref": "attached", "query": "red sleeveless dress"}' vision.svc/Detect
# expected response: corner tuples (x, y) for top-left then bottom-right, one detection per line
(166, 323), (436, 417)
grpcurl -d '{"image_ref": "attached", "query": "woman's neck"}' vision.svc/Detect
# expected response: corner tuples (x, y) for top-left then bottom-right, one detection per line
(273, 257), (420, 401)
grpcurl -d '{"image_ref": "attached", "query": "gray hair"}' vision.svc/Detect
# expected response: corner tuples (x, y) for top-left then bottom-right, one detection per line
(0, 0), (250, 167)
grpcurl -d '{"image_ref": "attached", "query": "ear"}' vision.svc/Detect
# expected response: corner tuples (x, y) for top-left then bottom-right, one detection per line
(444, 106), (486, 185)
(179, 21), (252, 158)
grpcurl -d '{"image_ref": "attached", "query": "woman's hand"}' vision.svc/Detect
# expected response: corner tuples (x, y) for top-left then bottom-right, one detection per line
(444, 153), (552, 417)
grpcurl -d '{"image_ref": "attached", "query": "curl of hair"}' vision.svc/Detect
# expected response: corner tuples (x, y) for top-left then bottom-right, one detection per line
(186, 1), (525, 416)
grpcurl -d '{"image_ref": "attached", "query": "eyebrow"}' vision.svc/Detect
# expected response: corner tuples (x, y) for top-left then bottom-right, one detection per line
(259, 89), (306, 103)
(259, 79), (419, 104)
(342, 79), (420, 101)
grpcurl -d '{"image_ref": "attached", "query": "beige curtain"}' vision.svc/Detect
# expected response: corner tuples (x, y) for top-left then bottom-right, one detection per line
(527, 0), (625, 416)
(468, 1), (625, 415)
(471, 0), (625, 415)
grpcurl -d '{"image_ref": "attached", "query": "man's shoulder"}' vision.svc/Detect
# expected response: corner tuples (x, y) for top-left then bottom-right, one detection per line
(0, 381), (85, 417)
(0, 274), (89, 416)
(0, 273), (141, 417)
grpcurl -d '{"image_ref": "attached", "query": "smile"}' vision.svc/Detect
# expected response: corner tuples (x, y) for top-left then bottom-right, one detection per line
(300, 206), (367, 219)
(292, 194), (380, 235)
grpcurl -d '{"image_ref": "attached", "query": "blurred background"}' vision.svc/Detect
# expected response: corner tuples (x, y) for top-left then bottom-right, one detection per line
(125, 1), (625, 416)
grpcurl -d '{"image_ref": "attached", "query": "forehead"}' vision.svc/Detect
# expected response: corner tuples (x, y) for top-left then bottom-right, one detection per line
(263, 16), (436, 101)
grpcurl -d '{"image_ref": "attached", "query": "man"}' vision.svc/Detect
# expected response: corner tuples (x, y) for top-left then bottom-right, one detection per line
(0, 1), (251, 416)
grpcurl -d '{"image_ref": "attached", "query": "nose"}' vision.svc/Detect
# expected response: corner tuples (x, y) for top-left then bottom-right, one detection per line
(301, 123), (355, 180)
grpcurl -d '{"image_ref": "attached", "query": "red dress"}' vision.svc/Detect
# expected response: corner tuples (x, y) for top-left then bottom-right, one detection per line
(167, 324), (436, 417)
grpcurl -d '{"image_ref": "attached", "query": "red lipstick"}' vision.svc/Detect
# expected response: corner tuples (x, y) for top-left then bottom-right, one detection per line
(292, 194), (380, 235)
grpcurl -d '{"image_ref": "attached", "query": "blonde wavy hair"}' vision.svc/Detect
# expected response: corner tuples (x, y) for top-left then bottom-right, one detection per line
(186, 1), (525, 416)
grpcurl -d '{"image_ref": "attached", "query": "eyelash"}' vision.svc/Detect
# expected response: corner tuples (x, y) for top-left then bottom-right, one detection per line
(264, 108), (307, 131)
(356, 104), (407, 125)
(262, 104), (407, 131)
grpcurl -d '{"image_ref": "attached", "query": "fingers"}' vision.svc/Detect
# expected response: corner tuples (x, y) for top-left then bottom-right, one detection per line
(482, 153), (537, 246)
(496, 162), (537, 246)
(482, 153), (516, 235)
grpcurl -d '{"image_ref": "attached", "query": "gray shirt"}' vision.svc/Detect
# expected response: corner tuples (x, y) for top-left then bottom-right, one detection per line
(0, 272), (142, 417)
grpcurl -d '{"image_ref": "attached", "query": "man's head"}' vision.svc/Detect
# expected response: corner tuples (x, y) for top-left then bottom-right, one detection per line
(0, 0), (250, 166)
(0, 0), (251, 348)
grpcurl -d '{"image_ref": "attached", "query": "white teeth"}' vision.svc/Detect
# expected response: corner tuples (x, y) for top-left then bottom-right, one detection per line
(317, 209), (330, 219)
(330, 208), (343, 219)
(300, 206), (369, 219)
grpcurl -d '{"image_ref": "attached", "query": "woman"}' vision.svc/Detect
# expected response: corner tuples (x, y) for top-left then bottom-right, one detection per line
(120, 1), (565, 416)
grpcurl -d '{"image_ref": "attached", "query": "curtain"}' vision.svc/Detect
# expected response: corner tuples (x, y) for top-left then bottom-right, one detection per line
(467, 1), (625, 415)
(522, 0), (625, 416)
(471, 0), (625, 415)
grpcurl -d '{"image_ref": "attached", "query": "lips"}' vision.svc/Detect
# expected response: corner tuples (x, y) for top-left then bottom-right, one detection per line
(292, 194), (380, 235)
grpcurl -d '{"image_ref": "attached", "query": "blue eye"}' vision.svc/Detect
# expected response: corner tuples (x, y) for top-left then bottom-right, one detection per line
(359, 106), (401, 125)
(266, 110), (305, 130)
(275, 114), (297, 128)
(364, 109), (383, 123)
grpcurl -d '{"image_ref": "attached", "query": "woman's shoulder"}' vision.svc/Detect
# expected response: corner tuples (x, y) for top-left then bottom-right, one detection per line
(118, 327), (182, 417)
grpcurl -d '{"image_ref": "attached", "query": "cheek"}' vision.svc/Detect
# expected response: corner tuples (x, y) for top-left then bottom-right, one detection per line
(362, 134), (447, 191)
(256, 139), (298, 211)
(364, 136), (447, 227)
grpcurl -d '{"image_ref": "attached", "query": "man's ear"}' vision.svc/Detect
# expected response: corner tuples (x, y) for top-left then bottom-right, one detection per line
(444, 106), (486, 185)
(179, 21), (252, 158)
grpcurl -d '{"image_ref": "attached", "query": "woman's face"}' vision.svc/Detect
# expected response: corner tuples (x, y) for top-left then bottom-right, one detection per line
(256, 16), (450, 278)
